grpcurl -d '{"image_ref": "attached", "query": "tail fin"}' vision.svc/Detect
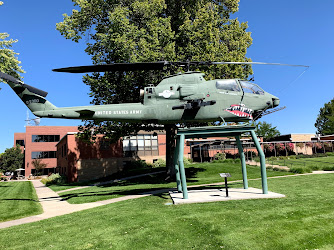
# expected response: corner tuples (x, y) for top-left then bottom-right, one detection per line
(0, 72), (57, 115)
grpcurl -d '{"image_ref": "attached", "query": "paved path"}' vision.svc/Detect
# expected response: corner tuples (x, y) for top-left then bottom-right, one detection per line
(246, 160), (290, 170)
(0, 180), (152, 229)
(1, 170), (334, 229)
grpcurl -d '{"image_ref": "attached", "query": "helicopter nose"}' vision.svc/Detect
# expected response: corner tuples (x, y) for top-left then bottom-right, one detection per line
(272, 97), (280, 107)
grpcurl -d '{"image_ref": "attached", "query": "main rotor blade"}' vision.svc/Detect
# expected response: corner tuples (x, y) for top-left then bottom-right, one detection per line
(210, 62), (310, 68)
(53, 61), (309, 73)
(53, 61), (169, 73)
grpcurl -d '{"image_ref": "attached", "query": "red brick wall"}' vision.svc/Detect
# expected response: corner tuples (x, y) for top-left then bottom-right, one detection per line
(19, 126), (78, 177)
(57, 134), (124, 182)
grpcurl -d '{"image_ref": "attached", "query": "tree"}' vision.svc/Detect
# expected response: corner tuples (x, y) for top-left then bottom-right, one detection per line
(254, 121), (280, 141)
(0, 145), (24, 172)
(0, 1), (25, 87)
(31, 159), (47, 176)
(56, 0), (253, 173)
(315, 98), (334, 135)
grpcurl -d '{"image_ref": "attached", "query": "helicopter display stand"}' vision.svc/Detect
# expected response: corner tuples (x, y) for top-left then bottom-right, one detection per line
(172, 125), (269, 201)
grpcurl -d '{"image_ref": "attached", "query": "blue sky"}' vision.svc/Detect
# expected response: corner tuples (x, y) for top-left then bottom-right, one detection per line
(0, 0), (333, 153)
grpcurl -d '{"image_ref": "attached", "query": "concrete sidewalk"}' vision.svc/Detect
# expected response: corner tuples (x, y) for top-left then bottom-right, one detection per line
(0, 180), (103, 229)
(0, 181), (152, 229)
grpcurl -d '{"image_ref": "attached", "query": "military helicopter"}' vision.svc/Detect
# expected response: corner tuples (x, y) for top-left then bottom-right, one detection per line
(0, 61), (308, 124)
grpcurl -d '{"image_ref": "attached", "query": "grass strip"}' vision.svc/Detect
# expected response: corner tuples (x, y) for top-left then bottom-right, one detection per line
(0, 181), (43, 222)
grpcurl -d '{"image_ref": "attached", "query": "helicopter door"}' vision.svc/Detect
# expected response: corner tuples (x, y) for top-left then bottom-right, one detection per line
(215, 80), (243, 106)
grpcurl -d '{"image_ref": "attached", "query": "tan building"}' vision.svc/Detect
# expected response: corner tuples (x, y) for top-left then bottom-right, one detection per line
(266, 133), (316, 155)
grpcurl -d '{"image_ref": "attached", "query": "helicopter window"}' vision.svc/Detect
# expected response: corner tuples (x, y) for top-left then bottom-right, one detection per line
(240, 81), (264, 95)
(216, 80), (240, 92)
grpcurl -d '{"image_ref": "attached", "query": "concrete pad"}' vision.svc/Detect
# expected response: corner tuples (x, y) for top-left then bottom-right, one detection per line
(170, 187), (285, 205)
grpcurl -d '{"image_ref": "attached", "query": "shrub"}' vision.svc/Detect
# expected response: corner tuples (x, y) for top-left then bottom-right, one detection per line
(223, 159), (235, 164)
(234, 158), (241, 164)
(289, 167), (312, 174)
(153, 158), (166, 168)
(254, 157), (260, 162)
(309, 164), (320, 171)
(213, 153), (226, 161)
(183, 157), (192, 165)
(326, 152), (334, 157)
(212, 159), (225, 163)
(323, 165), (334, 171)
(130, 160), (150, 169)
(41, 173), (65, 186)
(272, 167), (288, 172)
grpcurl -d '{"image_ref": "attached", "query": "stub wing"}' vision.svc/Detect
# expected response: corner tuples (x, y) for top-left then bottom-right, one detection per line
(75, 109), (95, 115)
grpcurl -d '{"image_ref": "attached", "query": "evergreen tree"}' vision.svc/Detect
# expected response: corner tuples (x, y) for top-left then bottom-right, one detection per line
(315, 98), (334, 135)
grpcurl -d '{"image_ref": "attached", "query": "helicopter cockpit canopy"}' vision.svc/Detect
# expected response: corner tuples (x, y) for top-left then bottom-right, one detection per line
(216, 80), (241, 92)
(240, 81), (264, 95)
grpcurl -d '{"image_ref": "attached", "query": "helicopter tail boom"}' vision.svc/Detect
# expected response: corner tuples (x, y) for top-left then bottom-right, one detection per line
(0, 72), (57, 115)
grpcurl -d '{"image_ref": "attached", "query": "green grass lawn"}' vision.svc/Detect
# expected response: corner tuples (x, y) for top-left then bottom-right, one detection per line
(58, 162), (293, 204)
(0, 181), (42, 222)
(267, 155), (334, 172)
(47, 167), (166, 192)
(1, 173), (334, 249)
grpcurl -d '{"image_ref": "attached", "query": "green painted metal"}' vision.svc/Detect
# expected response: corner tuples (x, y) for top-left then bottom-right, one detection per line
(235, 135), (248, 189)
(175, 125), (270, 198)
(250, 130), (268, 194)
(174, 137), (182, 192)
(1, 71), (280, 125)
(178, 134), (188, 199)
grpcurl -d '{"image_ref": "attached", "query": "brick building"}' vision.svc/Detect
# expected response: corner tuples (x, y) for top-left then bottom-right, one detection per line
(14, 126), (174, 181)
(14, 126), (263, 182)
(14, 126), (78, 177)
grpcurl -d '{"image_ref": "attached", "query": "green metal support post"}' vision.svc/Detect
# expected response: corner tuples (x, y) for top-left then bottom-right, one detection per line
(174, 137), (182, 192)
(178, 134), (188, 199)
(235, 135), (248, 189)
(250, 130), (268, 194)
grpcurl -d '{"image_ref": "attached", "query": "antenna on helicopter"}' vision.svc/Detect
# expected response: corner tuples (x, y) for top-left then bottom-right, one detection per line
(25, 110), (41, 127)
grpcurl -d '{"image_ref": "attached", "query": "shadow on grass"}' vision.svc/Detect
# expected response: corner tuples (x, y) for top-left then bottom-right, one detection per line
(57, 167), (219, 202)
(96, 167), (206, 187)
(188, 182), (243, 191)
(0, 198), (39, 202)
(59, 187), (175, 202)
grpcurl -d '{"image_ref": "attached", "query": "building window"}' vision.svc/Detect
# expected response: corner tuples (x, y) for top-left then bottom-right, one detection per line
(100, 141), (111, 150)
(123, 134), (158, 153)
(31, 151), (57, 159)
(16, 140), (25, 146)
(32, 135), (60, 143)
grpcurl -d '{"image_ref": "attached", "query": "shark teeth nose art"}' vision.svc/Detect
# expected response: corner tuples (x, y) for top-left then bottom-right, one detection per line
(225, 104), (253, 119)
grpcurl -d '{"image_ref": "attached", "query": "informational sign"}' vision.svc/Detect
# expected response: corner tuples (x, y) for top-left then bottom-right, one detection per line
(219, 173), (231, 178)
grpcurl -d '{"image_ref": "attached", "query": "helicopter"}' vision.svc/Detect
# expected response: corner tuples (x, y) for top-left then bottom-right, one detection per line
(0, 61), (308, 124)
